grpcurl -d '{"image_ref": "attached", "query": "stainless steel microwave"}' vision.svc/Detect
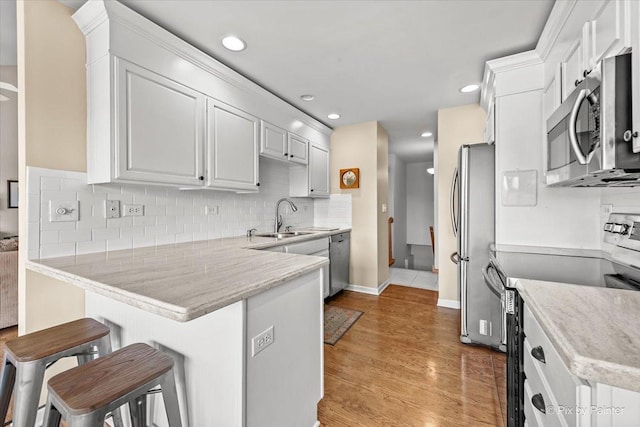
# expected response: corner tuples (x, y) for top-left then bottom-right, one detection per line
(546, 53), (640, 187)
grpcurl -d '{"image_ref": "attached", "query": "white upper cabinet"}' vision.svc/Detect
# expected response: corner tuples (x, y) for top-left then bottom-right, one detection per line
(259, 124), (309, 166)
(309, 144), (330, 197)
(289, 143), (329, 198)
(260, 121), (288, 161)
(560, 37), (584, 101)
(561, 0), (630, 102)
(74, 0), (331, 190)
(587, 0), (631, 68)
(115, 58), (205, 186)
(484, 101), (495, 144)
(206, 99), (260, 191)
(287, 133), (309, 165)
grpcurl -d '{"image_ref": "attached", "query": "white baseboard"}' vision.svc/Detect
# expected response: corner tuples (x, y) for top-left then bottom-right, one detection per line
(437, 298), (460, 309)
(345, 279), (390, 296)
(312, 421), (321, 427)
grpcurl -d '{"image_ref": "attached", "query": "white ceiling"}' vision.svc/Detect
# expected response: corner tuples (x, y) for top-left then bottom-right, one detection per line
(39, 1), (554, 162)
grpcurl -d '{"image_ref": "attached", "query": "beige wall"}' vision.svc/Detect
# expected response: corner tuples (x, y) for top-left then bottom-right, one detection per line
(0, 66), (19, 236)
(18, 0), (86, 337)
(376, 123), (389, 286)
(330, 121), (389, 289)
(436, 104), (486, 303)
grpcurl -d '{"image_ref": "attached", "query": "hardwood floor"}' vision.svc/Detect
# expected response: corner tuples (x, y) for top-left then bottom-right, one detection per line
(319, 285), (506, 427)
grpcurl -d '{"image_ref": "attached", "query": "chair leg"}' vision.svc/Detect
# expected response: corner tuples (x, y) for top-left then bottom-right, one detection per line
(95, 335), (126, 427)
(129, 395), (147, 427)
(12, 361), (46, 427)
(160, 371), (182, 427)
(67, 411), (106, 427)
(43, 397), (62, 427)
(0, 357), (16, 425)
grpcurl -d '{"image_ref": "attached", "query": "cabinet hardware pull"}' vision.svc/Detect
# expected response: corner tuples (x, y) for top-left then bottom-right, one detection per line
(284, 152), (288, 156)
(256, 182), (260, 187)
(199, 176), (204, 181)
(310, 189), (314, 192)
(290, 154), (294, 158)
(531, 346), (546, 363)
(575, 79), (582, 87)
(531, 393), (546, 414)
(623, 130), (638, 142)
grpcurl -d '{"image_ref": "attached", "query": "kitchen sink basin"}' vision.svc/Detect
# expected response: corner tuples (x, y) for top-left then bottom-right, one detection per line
(255, 231), (314, 239)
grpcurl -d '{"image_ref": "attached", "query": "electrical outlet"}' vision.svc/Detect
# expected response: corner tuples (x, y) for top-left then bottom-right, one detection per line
(381, 203), (388, 213)
(251, 325), (274, 357)
(49, 201), (79, 222)
(123, 204), (144, 216)
(205, 205), (219, 215)
(105, 200), (120, 219)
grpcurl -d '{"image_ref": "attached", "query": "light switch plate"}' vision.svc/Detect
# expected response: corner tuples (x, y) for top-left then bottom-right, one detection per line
(49, 201), (79, 222)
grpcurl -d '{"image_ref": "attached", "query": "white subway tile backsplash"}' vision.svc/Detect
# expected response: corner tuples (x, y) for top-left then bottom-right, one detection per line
(28, 159), (315, 259)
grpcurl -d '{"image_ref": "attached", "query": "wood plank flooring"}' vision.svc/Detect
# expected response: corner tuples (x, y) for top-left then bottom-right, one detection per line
(319, 285), (506, 427)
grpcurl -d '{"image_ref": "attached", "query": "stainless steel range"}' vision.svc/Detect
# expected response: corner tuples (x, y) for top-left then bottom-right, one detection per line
(484, 213), (640, 427)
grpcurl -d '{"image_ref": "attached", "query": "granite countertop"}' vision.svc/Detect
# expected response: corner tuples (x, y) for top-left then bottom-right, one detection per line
(26, 229), (350, 322)
(516, 278), (640, 392)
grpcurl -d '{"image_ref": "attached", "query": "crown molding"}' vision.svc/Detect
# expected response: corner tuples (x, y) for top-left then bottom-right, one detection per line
(73, 0), (332, 136)
(535, 0), (578, 62)
(480, 50), (542, 110)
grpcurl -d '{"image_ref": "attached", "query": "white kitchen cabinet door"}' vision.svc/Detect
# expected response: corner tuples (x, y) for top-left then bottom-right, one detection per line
(206, 99), (260, 191)
(287, 133), (309, 165)
(561, 37), (585, 101)
(588, 0), (630, 68)
(115, 58), (205, 186)
(631, 0), (640, 153)
(309, 144), (329, 197)
(260, 121), (288, 161)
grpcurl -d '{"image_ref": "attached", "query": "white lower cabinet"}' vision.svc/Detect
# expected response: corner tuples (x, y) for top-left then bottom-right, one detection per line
(206, 99), (260, 191)
(114, 58), (205, 186)
(523, 303), (640, 426)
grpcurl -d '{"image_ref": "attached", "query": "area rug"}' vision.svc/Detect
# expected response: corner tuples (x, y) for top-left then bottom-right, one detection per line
(324, 305), (363, 345)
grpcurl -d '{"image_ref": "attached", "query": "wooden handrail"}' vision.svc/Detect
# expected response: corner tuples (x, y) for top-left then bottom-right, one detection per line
(388, 217), (395, 266)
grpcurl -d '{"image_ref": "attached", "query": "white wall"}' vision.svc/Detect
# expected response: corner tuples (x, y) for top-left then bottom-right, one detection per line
(26, 159), (314, 259)
(0, 65), (18, 236)
(388, 154), (408, 266)
(406, 162), (434, 246)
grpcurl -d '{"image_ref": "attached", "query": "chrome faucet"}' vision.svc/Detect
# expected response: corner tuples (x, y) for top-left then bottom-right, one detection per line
(274, 198), (298, 232)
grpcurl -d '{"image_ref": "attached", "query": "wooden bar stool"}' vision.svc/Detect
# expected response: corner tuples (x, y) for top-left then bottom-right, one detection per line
(43, 343), (182, 427)
(0, 318), (123, 427)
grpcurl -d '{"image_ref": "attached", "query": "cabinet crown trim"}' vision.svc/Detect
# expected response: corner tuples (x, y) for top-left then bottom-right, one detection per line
(72, 0), (331, 137)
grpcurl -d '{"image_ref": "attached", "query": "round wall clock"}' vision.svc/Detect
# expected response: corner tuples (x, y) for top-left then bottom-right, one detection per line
(340, 168), (360, 189)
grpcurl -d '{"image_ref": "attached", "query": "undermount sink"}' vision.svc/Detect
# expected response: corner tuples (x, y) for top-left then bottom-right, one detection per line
(255, 231), (314, 239)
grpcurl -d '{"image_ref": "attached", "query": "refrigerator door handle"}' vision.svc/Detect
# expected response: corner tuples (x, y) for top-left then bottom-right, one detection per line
(450, 167), (459, 237)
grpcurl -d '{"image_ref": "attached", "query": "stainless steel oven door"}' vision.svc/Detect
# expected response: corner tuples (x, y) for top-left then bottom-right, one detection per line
(546, 69), (602, 185)
(482, 260), (507, 351)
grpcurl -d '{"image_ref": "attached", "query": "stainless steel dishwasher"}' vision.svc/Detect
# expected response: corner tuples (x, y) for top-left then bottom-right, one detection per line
(329, 232), (350, 296)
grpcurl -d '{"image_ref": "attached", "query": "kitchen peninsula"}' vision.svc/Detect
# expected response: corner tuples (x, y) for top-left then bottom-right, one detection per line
(27, 232), (338, 427)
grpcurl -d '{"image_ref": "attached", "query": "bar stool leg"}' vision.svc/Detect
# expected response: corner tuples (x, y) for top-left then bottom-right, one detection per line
(43, 397), (62, 427)
(12, 361), (46, 427)
(0, 357), (16, 424)
(95, 335), (125, 427)
(129, 395), (147, 427)
(160, 371), (182, 427)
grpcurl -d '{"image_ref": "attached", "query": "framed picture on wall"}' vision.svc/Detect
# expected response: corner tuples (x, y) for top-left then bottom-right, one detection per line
(7, 180), (18, 209)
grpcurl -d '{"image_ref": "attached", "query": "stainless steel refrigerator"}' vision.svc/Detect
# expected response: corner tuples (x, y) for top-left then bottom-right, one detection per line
(450, 143), (502, 350)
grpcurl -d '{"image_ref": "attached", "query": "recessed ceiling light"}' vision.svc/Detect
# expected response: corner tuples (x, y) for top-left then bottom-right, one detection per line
(300, 94), (315, 101)
(421, 131), (433, 137)
(460, 84), (480, 93)
(327, 113), (340, 120)
(221, 35), (246, 52)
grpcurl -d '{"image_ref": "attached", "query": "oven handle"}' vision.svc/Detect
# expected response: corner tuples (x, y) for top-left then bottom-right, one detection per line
(482, 262), (505, 296)
(568, 88), (596, 165)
